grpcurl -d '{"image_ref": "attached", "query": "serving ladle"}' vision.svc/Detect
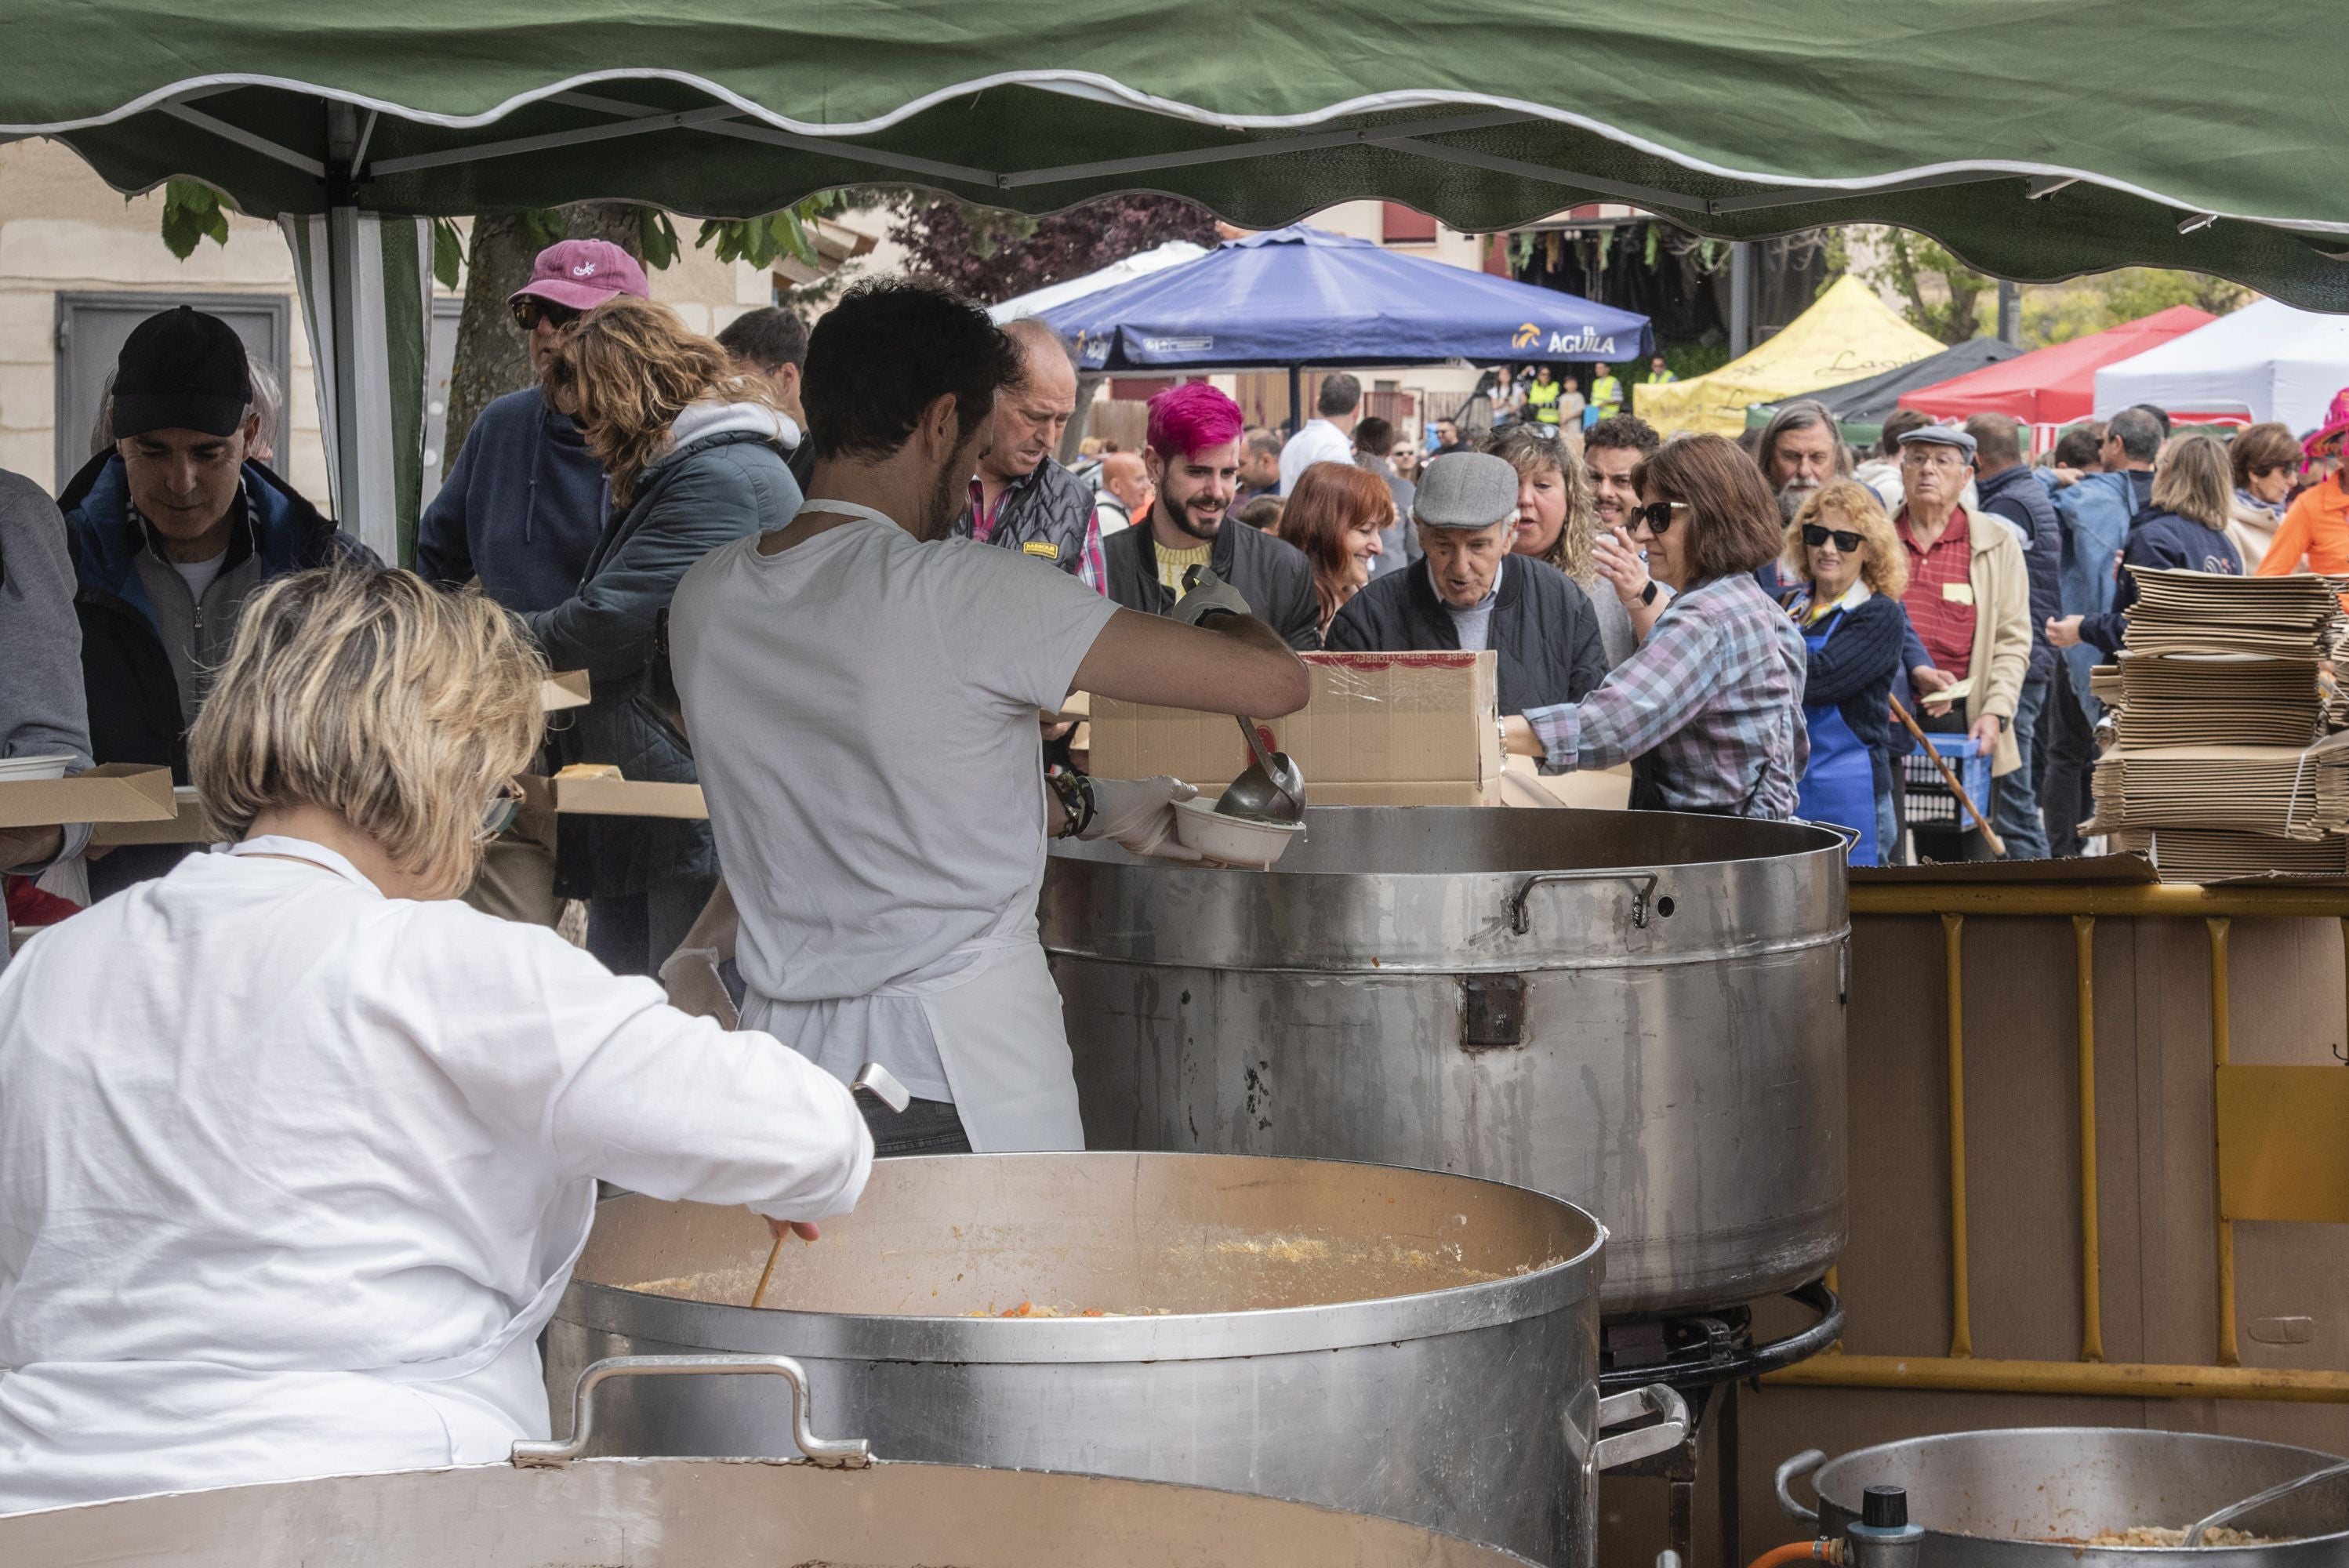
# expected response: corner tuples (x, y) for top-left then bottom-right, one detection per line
(1217, 714), (1305, 825)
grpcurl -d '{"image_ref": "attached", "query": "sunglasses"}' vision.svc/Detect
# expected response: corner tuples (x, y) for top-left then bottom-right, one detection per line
(1631, 500), (1690, 535)
(2250, 463), (2291, 479)
(1803, 524), (1864, 552)
(511, 298), (585, 333)
(481, 779), (524, 837)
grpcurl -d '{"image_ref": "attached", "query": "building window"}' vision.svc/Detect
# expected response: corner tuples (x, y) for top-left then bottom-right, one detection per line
(1381, 203), (1439, 244)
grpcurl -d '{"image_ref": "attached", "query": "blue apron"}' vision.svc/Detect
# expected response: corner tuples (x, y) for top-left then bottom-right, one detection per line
(1796, 606), (1881, 866)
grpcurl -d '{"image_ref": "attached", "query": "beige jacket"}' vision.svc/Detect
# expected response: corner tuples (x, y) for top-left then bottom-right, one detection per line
(1947, 507), (2032, 776)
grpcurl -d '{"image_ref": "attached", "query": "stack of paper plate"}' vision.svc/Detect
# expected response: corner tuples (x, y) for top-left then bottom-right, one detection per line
(0, 753), (74, 782)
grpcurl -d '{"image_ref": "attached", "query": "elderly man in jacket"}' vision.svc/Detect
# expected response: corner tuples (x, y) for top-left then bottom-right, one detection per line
(60, 307), (372, 898)
(1892, 424), (2032, 860)
(1103, 383), (1322, 649)
(1326, 451), (1607, 750)
(950, 319), (1104, 590)
(1966, 412), (2062, 859)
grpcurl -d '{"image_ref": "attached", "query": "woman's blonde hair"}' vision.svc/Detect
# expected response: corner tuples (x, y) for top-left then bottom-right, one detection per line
(190, 568), (546, 900)
(1483, 423), (1599, 581)
(2152, 433), (2234, 530)
(1784, 480), (1909, 599)
(543, 296), (770, 506)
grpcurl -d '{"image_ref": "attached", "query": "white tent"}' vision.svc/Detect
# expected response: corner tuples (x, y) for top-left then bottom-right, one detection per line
(987, 241), (1209, 324)
(2093, 298), (2349, 435)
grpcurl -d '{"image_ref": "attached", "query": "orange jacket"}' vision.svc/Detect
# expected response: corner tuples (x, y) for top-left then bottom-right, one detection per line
(2253, 479), (2349, 601)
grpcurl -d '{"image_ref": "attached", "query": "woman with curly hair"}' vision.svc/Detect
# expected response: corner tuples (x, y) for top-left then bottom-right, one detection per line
(1277, 460), (1392, 635)
(532, 296), (801, 976)
(1483, 423), (1635, 665)
(1779, 481), (1912, 864)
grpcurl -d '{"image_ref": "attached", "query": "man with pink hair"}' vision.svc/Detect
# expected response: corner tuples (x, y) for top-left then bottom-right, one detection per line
(1102, 382), (1323, 650)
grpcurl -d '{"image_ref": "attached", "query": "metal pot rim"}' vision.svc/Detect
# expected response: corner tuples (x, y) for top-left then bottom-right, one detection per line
(1813, 1427), (2349, 1550)
(565, 1160), (1606, 1365)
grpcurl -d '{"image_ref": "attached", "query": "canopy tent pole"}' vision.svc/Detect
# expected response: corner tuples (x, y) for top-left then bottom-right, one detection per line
(1998, 280), (2022, 347)
(1729, 242), (1755, 356)
(1287, 366), (1302, 435)
(325, 103), (365, 539)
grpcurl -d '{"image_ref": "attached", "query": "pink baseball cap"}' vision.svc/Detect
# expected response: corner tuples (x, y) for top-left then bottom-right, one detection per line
(508, 238), (651, 313)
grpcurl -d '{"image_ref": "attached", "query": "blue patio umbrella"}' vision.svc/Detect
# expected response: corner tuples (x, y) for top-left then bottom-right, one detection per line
(1042, 225), (1651, 425)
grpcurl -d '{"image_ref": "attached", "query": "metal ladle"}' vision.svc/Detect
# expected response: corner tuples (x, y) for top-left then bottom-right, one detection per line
(2183, 1458), (2349, 1547)
(1216, 714), (1305, 825)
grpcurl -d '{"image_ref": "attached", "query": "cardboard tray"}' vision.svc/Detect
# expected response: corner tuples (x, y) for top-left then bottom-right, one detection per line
(91, 786), (212, 845)
(551, 771), (708, 819)
(542, 670), (591, 713)
(0, 764), (175, 830)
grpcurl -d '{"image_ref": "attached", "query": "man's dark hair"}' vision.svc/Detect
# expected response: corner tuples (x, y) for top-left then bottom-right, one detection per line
(2051, 423), (2104, 470)
(2126, 402), (2172, 436)
(803, 281), (1017, 463)
(1353, 415), (1395, 454)
(716, 307), (810, 372)
(2107, 406), (2164, 464)
(1755, 400), (1851, 483)
(1316, 372), (1362, 418)
(1877, 408), (1932, 459)
(1585, 413), (1661, 458)
(1246, 427), (1283, 459)
(1631, 433), (1787, 582)
(1964, 412), (2027, 472)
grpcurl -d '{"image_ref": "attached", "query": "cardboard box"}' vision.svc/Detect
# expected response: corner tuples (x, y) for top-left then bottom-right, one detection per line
(541, 670), (591, 713)
(0, 763), (174, 830)
(1088, 651), (1505, 807)
(551, 767), (708, 820)
(91, 786), (212, 845)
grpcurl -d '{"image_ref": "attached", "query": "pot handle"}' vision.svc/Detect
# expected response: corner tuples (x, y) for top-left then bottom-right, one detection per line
(1509, 869), (1661, 934)
(1774, 1448), (1825, 1525)
(1589, 1383), (1690, 1471)
(514, 1352), (871, 1471)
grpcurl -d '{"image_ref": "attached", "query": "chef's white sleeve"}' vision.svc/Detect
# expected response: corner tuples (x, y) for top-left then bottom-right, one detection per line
(394, 906), (873, 1223)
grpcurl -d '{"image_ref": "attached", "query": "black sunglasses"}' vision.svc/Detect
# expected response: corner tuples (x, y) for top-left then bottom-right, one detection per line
(1803, 524), (1864, 552)
(1631, 500), (1690, 535)
(511, 297), (585, 333)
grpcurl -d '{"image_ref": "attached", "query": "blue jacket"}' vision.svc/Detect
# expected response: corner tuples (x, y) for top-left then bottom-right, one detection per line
(528, 406), (801, 899)
(416, 388), (607, 614)
(2079, 509), (2243, 655)
(2051, 467), (2151, 706)
(1974, 463), (2061, 684)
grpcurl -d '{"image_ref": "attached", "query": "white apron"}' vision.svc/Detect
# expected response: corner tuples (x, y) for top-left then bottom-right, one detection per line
(0, 839), (598, 1514)
(744, 499), (1084, 1154)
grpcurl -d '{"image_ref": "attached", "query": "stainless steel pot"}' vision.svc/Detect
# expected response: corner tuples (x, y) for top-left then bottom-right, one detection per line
(0, 1356), (1543, 1566)
(1041, 805), (1850, 1316)
(546, 1151), (1687, 1566)
(1777, 1428), (2349, 1564)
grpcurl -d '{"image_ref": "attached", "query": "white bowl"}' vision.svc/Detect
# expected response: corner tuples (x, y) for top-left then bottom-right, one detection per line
(0, 753), (74, 782)
(1172, 794), (1306, 868)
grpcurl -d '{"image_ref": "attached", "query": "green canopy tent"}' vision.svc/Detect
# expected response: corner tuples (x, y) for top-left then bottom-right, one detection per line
(10, 1), (2349, 554)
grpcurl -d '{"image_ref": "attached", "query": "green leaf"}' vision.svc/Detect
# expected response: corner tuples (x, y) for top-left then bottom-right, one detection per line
(430, 217), (465, 291)
(637, 209), (682, 270)
(157, 179), (231, 260)
(519, 208), (569, 252)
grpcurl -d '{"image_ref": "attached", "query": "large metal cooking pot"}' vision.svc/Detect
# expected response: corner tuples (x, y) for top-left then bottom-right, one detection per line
(1777, 1428), (2349, 1564)
(0, 1356), (1542, 1566)
(1041, 805), (1850, 1317)
(546, 1150), (1687, 1566)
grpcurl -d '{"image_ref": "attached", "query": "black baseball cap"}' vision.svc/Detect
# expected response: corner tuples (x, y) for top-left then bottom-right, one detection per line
(111, 307), (252, 441)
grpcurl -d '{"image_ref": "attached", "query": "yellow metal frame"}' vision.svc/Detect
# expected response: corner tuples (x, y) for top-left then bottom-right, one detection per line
(1765, 881), (2349, 1404)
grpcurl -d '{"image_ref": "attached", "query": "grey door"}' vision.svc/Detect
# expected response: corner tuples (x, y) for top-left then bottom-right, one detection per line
(419, 296), (463, 506)
(55, 292), (292, 487)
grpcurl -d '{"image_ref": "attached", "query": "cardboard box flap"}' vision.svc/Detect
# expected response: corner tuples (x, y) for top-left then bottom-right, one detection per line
(0, 764), (176, 829)
(542, 670), (592, 713)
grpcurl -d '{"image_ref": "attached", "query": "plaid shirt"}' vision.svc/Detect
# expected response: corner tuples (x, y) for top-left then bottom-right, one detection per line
(1526, 572), (1809, 816)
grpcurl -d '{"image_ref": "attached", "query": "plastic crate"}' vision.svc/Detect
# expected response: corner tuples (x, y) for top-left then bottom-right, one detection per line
(1899, 734), (1994, 827)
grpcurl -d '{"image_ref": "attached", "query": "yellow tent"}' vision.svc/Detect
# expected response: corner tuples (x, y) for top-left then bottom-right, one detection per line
(1635, 275), (1945, 438)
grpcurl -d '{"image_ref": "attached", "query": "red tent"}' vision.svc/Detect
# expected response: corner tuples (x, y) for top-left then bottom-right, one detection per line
(1897, 306), (2216, 425)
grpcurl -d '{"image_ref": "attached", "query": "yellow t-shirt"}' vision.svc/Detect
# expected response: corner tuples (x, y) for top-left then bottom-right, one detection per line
(1156, 541), (1214, 596)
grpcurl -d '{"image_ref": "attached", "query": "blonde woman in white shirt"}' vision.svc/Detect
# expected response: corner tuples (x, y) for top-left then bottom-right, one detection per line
(0, 568), (871, 1515)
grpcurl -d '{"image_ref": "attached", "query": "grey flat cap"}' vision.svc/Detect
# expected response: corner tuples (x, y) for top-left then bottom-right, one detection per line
(1412, 451), (1520, 528)
(1898, 423), (1978, 460)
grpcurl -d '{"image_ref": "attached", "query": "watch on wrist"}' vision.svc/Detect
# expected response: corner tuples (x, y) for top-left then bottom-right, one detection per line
(1638, 579), (1660, 606)
(1046, 765), (1096, 839)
